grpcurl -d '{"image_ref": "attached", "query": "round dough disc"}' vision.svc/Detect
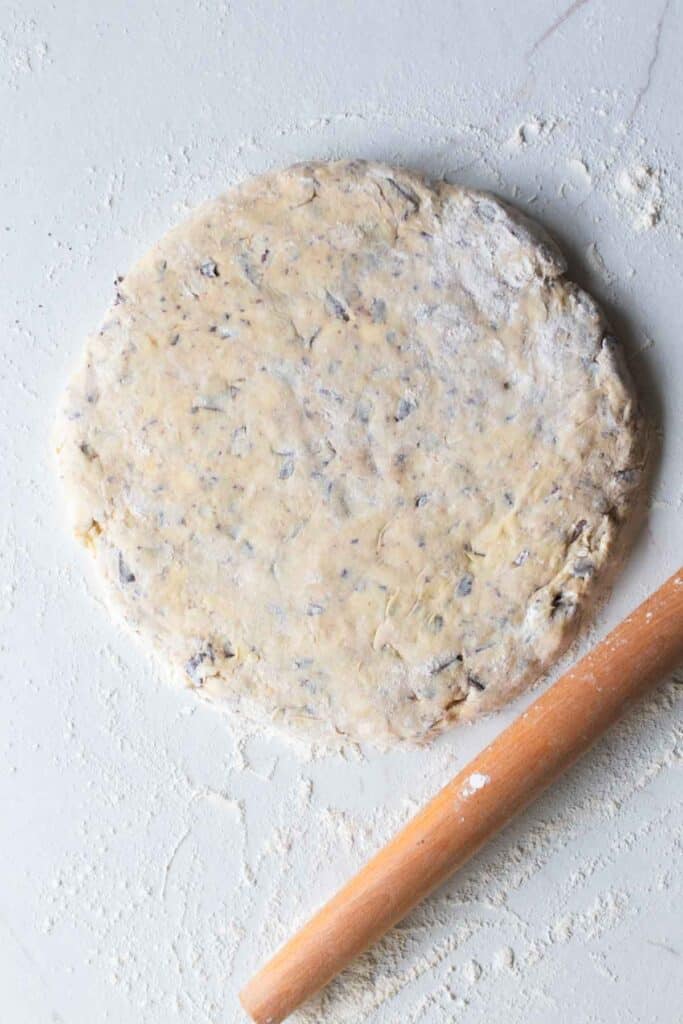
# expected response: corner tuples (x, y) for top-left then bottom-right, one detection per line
(56, 160), (645, 745)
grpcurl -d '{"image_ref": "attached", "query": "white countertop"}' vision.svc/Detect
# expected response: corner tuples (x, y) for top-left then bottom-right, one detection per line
(1, 2), (681, 1021)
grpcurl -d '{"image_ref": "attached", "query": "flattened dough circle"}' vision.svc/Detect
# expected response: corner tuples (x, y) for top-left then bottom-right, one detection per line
(56, 160), (646, 745)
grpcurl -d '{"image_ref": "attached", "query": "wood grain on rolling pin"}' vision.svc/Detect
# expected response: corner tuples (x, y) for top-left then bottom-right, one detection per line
(240, 569), (683, 1024)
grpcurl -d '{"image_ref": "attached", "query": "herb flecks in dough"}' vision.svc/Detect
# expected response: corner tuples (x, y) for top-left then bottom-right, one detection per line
(324, 291), (351, 323)
(199, 260), (220, 278)
(56, 160), (646, 746)
(118, 553), (135, 585)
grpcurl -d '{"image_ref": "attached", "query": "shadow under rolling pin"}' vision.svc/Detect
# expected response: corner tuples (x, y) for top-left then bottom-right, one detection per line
(240, 568), (683, 1024)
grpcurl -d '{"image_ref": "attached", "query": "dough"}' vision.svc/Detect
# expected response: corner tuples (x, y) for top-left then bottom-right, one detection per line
(56, 160), (646, 745)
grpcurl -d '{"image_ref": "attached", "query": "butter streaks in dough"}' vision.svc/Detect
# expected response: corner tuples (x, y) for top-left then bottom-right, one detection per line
(56, 160), (646, 745)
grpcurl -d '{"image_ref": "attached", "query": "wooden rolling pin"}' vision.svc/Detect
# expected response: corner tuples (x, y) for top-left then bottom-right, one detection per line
(240, 568), (683, 1024)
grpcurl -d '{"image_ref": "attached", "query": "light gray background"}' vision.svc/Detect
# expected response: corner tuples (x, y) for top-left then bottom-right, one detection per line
(1, 1), (681, 1022)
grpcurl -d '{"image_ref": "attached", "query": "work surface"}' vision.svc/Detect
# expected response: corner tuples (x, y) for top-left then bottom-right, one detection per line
(1, 2), (681, 1021)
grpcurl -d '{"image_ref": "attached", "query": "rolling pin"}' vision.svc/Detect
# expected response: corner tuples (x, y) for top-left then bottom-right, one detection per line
(240, 568), (683, 1024)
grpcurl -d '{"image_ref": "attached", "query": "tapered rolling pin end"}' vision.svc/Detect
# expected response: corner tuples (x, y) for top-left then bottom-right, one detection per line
(240, 978), (291, 1024)
(239, 569), (683, 1024)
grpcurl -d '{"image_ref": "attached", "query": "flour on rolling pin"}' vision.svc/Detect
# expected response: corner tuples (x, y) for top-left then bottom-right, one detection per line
(460, 773), (491, 798)
(55, 160), (647, 746)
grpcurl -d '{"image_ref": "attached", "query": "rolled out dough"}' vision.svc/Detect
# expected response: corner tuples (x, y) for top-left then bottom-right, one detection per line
(56, 160), (646, 745)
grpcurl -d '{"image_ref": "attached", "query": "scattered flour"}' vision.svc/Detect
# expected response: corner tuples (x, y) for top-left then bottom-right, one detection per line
(493, 946), (516, 971)
(33, 666), (681, 1024)
(3, 7), (682, 1022)
(613, 164), (664, 231)
(566, 157), (592, 187)
(462, 959), (483, 984)
(17, 86), (683, 1013)
(506, 116), (557, 149)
